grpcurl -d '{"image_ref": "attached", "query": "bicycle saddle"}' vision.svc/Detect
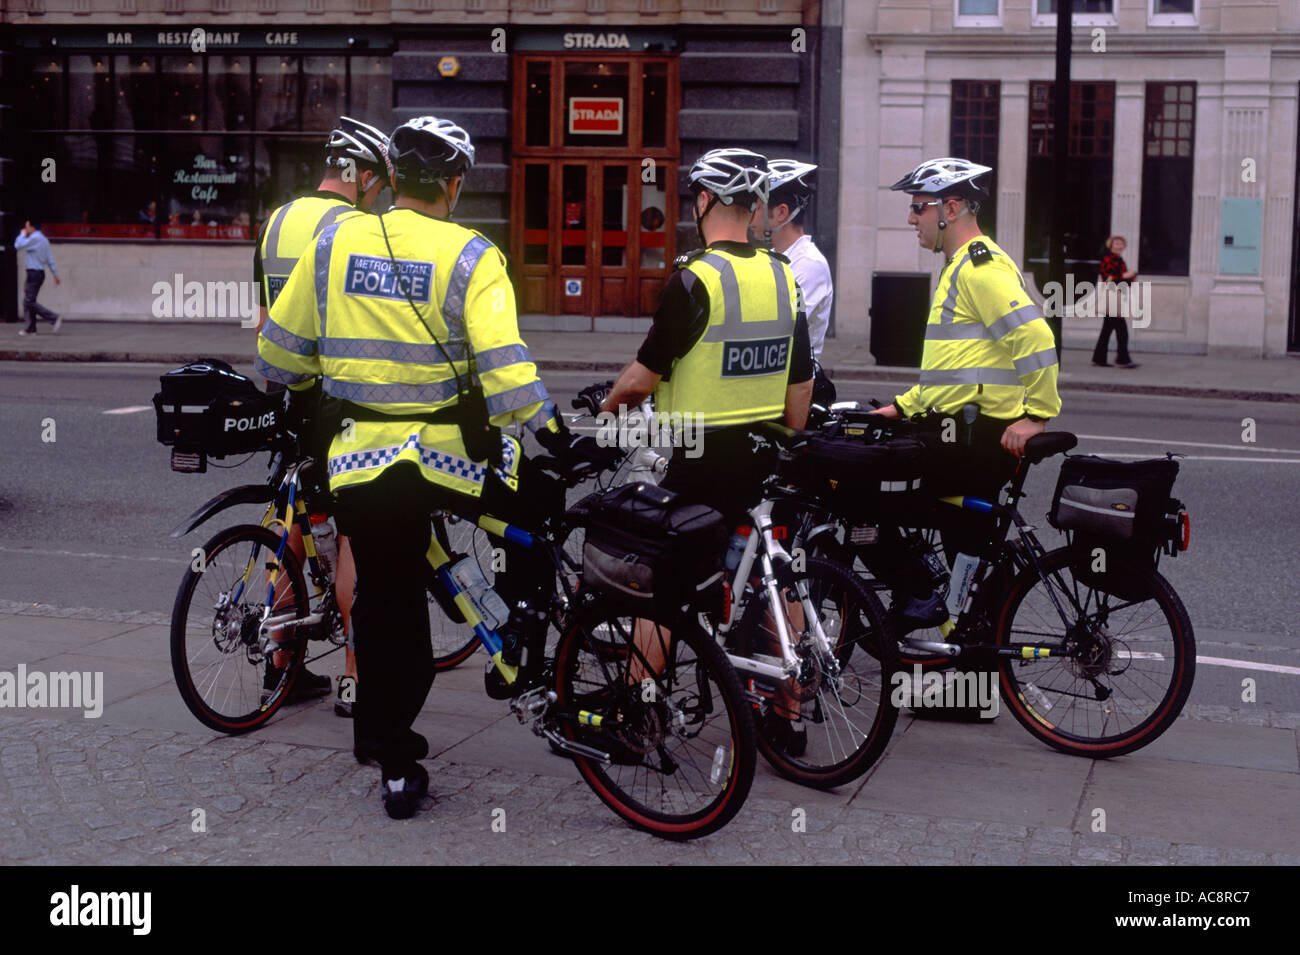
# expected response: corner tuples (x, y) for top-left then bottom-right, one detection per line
(1023, 431), (1078, 465)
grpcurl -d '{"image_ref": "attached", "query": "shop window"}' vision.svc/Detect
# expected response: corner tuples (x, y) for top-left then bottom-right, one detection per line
(949, 79), (1000, 240)
(523, 165), (550, 265)
(208, 57), (252, 131)
(116, 55), (158, 131)
(29, 134), (157, 239)
(68, 55), (113, 131)
(561, 165), (588, 265)
(1024, 81), (1115, 287)
(256, 55), (300, 131)
(525, 61), (551, 147)
(161, 136), (253, 239)
(640, 172), (668, 270)
(302, 55), (346, 131)
(161, 55), (204, 130)
(602, 165), (628, 267)
(1139, 82), (1195, 275)
(564, 61), (629, 149)
(641, 62), (668, 149)
(23, 56), (64, 131)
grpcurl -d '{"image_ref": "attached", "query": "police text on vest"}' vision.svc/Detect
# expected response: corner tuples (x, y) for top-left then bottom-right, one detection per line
(345, 255), (434, 304)
(721, 337), (789, 377)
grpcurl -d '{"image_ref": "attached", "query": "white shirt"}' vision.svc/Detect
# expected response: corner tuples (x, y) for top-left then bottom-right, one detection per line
(782, 233), (832, 360)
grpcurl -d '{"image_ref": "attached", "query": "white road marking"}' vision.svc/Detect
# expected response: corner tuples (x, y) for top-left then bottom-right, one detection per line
(1074, 434), (1300, 455)
(0, 546), (185, 564)
(102, 405), (152, 415)
(1082, 453), (1300, 463)
(1122, 650), (1300, 675)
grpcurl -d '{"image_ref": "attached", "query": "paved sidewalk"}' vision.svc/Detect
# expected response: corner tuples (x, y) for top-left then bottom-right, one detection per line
(3, 319), (1299, 402)
(1, 601), (1297, 865)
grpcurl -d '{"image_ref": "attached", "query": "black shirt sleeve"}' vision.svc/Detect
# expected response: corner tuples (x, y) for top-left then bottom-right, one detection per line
(253, 221), (266, 308)
(788, 311), (813, 385)
(636, 269), (711, 379)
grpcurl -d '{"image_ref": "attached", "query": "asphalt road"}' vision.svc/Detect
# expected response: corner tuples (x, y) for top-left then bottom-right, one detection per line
(2, 361), (1298, 716)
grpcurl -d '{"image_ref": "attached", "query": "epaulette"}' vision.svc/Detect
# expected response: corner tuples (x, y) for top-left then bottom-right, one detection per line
(761, 247), (791, 265)
(673, 248), (708, 269)
(968, 240), (993, 267)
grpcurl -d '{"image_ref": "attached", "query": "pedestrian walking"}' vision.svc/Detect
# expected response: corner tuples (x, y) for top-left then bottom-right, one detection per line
(15, 219), (61, 336)
(1091, 235), (1139, 369)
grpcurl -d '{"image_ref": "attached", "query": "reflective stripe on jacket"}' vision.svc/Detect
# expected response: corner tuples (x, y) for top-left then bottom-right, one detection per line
(258, 196), (360, 308)
(654, 247), (799, 427)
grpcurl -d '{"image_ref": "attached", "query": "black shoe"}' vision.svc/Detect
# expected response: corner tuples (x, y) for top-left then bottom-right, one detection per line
(762, 709), (807, 758)
(888, 592), (948, 637)
(1091, 360), (1111, 368)
(334, 676), (356, 718)
(355, 728), (429, 765)
(1116, 361), (1140, 369)
(261, 662), (332, 705)
(381, 763), (429, 820)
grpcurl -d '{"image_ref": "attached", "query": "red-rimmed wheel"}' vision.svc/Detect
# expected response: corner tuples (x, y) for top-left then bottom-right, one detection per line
(995, 546), (1195, 758)
(552, 599), (756, 840)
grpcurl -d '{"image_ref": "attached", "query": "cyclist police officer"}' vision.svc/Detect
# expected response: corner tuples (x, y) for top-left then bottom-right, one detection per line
(253, 115), (391, 711)
(257, 116), (608, 819)
(871, 157), (1062, 634)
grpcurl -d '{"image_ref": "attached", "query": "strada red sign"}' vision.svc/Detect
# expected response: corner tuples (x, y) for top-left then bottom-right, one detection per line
(568, 97), (624, 135)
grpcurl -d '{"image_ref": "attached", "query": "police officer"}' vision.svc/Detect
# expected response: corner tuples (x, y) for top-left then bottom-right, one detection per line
(257, 116), (607, 819)
(601, 147), (814, 514)
(600, 147), (814, 752)
(253, 116), (391, 711)
(870, 157), (1062, 640)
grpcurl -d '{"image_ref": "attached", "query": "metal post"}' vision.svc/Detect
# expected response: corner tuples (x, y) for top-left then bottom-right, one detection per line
(1048, 0), (1073, 357)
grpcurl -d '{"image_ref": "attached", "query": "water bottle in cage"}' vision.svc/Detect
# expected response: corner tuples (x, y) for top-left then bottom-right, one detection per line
(450, 556), (509, 631)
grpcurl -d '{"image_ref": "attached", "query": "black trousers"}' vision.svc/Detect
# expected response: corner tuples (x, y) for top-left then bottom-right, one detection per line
(23, 270), (57, 331)
(333, 456), (562, 779)
(1092, 314), (1132, 365)
(659, 424), (780, 532)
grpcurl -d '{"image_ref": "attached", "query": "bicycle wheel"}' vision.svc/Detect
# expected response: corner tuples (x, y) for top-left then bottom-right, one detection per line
(734, 556), (901, 789)
(171, 524), (310, 734)
(995, 545), (1195, 758)
(429, 513), (484, 671)
(551, 597), (757, 840)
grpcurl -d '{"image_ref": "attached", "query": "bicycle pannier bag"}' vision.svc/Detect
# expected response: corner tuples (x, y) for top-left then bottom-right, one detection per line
(153, 358), (282, 461)
(779, 434), (928, 522)
(572, 482), (728, 612)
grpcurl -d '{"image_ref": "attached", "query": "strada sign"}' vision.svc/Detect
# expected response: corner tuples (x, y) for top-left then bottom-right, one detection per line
(568, 97), (624, 135)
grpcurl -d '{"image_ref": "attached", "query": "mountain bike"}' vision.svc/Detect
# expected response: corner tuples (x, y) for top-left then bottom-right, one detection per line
(570, 391), (900, 790)
(170, 431), (756, 839)
(169, 433), (495, 734)
(792, 411), (1196, 759)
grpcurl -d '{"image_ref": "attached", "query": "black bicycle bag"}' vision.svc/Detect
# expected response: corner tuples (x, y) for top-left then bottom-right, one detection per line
(778, 433), (928, 522)
(153, 358), (283, 464)
(570, 482), (728, 613)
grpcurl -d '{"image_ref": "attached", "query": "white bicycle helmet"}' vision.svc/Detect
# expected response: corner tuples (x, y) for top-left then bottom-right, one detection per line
(385, 116), (476, 187)
(325, 116), (390, 175)
(889, 156), (992, 200)
(688, 148), (770, 209)
(767, 158), (817, 220)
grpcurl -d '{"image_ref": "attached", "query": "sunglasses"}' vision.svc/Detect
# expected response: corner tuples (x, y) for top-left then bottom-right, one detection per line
(909, 200), (942, 215)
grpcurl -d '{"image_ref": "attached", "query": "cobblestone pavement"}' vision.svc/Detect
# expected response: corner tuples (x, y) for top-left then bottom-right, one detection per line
(1, 711), (1297, 866)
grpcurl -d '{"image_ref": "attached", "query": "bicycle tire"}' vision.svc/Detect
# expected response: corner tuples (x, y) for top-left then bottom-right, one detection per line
(171, 524), (310, 734)
(995, 545), (1195, 758)
(551, 598), (757, 840)
(735, 556), (901, 789)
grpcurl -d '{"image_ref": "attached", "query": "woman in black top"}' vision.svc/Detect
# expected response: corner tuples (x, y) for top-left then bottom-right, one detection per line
(1092, 235), (1139, 368)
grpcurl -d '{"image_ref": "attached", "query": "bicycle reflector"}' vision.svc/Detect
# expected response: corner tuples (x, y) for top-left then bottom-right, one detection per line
(171, 448), (206, 473)
(1178, 509), (1190, 552)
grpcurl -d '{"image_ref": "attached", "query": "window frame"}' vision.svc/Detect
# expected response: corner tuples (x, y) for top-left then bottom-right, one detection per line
(954, 0), (1002, 29)
(1031, 0), (1117, 28)
(1148, 0), (1198, 27)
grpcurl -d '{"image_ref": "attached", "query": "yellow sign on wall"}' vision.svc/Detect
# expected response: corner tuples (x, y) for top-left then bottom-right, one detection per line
(437, 56), (460, 78)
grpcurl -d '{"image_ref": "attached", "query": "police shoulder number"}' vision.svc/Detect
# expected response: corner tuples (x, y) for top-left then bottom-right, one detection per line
(968, 240), (993, 267)
(673, 248), (707, 270)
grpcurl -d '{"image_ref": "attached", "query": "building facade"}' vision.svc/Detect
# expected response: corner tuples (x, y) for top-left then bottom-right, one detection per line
(844, 0), (1300, 358)
(1, 0), (841, 333)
